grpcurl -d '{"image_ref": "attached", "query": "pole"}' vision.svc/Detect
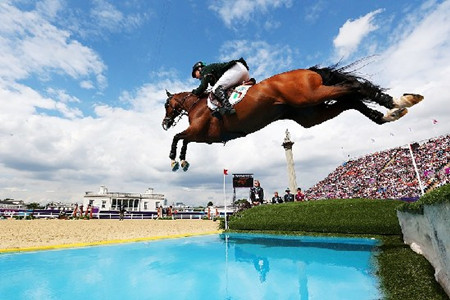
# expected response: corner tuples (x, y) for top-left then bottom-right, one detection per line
(223, 170), (228, 229)
(408, 144), (425, 196)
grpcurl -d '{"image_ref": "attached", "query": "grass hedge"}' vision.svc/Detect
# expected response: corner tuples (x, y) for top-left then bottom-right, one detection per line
(397, 183), (450, 214)
(229, 198), (402, 235)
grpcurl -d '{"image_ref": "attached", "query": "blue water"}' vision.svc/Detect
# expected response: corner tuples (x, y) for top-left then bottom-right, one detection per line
(0, 233), (380, 300)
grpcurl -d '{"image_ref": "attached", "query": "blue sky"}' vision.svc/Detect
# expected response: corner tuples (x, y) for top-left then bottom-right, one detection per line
(1, 0), (449, 206)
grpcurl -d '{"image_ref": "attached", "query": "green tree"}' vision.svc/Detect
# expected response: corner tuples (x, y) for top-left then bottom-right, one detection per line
(26, 202), (42, 209)
(206, 201), (213, 207)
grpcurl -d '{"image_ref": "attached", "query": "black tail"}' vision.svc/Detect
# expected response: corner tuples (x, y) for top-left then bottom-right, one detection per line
(309, 64), (394, 109)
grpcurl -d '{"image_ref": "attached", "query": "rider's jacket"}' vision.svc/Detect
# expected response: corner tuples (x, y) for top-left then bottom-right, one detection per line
(192, 57), (248, 96)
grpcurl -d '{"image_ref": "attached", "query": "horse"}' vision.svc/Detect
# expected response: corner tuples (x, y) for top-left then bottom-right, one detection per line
(162, 65), (423, 171)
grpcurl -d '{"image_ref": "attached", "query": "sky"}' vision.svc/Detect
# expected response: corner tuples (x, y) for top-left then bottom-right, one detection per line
(1, 0), (449, 207)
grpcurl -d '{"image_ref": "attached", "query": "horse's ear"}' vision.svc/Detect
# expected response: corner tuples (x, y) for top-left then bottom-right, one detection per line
(165, 89), (173, 97)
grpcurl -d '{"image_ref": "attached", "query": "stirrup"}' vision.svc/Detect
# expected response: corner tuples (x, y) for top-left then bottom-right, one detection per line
(218, 107), (235, 116)
(222, 102), (236, 115)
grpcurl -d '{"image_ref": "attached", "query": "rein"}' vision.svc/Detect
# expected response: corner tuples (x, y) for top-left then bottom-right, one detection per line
(167, 93), (203, 126)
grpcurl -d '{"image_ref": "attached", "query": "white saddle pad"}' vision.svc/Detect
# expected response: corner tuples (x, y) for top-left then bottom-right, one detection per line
(207, 85), (252, 111)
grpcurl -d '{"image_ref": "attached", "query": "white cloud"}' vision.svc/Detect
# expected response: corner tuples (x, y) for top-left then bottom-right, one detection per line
(209, 0), (292, 28)
(219, 40), (294, 79)
(333, 9), (383, 59)
(304, 1), (325, 23)
(0, 1), (106, 88)
(89, 0), (147, 34)
(0, 1), (449, 207)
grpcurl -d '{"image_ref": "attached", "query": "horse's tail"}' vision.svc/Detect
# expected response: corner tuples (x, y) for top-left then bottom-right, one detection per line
(309, 63), (392, 107)
(308, 64), (364, 86)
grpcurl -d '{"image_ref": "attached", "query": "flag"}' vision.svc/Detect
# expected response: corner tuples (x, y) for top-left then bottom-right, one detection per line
(433, 119), (438, 124)
(223, 169), (228, 175)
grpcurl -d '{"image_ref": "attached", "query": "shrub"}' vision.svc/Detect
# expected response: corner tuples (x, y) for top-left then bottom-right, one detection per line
(397, 183), (450, 214)
(228, 198), (402, 235)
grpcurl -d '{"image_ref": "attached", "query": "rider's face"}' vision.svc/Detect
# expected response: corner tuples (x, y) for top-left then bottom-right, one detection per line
(194, 68), (201, 79)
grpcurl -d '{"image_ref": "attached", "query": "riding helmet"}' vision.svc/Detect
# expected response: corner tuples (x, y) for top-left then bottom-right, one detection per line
(191, 61), (205, 78)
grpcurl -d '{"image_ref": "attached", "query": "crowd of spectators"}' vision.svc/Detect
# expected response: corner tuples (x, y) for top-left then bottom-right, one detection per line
(306, 134), (450, 200)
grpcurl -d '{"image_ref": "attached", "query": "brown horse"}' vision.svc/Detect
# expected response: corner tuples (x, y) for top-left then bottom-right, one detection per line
(162, 65), (423, 171)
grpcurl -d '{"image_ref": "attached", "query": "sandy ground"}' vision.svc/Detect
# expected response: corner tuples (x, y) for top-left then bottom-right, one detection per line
(0, 219), (220, 251)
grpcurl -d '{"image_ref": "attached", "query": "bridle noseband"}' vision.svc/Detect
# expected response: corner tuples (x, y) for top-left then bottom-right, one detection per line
(163, 93), (202, 128)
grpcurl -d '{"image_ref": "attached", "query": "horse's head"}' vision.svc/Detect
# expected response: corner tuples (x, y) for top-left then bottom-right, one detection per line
(162, 90), (183, 130)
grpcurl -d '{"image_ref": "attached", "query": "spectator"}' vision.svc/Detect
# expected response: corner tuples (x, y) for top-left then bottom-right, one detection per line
(271, 191), (282, 204)
(119, 205), (126, 221)
(250, 180), (264, 206)
(305, 134), (449, 200)
(284, 188), (294, 202)
(295, 188), (305, 202)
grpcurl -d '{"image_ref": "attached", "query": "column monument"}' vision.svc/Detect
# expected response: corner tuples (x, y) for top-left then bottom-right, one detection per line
(282, 129), (298, 192)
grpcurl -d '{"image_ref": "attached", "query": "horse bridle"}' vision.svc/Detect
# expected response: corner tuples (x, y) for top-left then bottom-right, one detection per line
(163, 93), (202, 128)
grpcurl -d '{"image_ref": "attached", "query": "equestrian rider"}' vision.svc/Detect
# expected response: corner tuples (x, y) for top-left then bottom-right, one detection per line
(191, 57), (250, 115)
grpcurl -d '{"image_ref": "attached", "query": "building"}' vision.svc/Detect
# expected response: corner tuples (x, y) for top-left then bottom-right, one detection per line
(83, 186), (167, 212)
(0, 199), (25, 209)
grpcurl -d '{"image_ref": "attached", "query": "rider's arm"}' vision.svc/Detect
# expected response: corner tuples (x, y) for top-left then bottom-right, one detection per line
(192, 74), (213, 96)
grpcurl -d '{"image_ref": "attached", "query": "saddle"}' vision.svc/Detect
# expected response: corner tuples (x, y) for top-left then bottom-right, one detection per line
(207, 78), (256, 110)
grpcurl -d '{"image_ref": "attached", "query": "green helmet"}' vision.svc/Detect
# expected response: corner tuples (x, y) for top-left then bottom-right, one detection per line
(191, 61), (205, 78)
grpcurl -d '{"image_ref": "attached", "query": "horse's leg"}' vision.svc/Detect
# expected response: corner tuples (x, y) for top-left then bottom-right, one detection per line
(170, 134), (181, 171)
(179, 140), (190, 172)
(287, 100), (404, 128)
(338, 97), (408, 124)
(349, 100), (407, 124)
(359, 82), (424, 110)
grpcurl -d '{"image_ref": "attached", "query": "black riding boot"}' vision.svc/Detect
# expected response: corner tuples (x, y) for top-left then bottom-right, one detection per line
(214, 86), (236, 115)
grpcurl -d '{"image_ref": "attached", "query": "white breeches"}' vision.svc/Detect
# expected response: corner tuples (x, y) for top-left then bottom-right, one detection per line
(212, 62), (250, 92)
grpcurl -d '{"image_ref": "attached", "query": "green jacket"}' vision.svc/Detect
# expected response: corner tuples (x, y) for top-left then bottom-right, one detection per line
(192, 58), (248, 96)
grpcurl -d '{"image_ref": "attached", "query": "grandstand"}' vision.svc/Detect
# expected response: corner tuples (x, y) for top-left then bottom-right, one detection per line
(306, 134), (450, 201)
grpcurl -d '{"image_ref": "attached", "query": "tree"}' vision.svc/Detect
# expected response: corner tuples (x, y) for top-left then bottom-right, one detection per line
(206, 201), (213, 207)
(26, 202), (42, 209)
(234, 199), (251, 212)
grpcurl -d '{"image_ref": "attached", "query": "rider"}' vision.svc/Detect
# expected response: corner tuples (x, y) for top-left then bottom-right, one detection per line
(191, 57), (250, 115)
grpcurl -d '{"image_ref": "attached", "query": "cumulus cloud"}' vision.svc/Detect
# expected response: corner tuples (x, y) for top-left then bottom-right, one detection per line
(219, 40), (294, 79)
(0, 1), (106, 89)
(209, 0), (292, 28)
(0, 1), (449, 206)
(90, 0), (145, 33)
(333, 9), (383, 59)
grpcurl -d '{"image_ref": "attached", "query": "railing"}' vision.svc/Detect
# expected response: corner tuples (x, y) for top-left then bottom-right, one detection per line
(0, 209), (232, 220)
(96, 213), (205, 220)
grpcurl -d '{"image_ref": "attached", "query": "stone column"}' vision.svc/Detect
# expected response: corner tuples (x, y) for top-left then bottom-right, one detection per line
(282, 129), (298, 193)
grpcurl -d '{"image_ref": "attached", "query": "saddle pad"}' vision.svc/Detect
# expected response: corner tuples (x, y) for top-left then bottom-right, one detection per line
(207, 84), (252, 111)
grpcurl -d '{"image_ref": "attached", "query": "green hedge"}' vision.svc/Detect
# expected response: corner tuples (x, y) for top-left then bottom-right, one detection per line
(397, 183), (450, 214)
(228, 198), (402, 235)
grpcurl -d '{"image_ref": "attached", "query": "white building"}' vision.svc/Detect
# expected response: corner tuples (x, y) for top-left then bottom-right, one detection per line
(83, 186), (167, 212)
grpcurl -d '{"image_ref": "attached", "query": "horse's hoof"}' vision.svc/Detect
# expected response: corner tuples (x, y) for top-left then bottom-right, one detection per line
(181, 160), (190, 172)
(394, 94), (424, 108)
(383, 107), (408, 122)
(171, 161), (180, 172)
